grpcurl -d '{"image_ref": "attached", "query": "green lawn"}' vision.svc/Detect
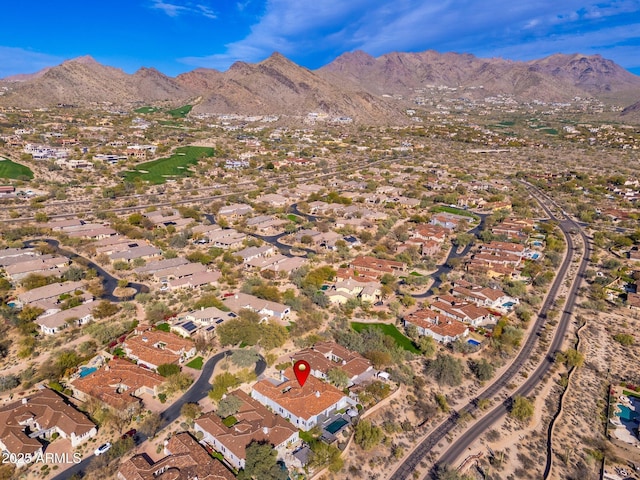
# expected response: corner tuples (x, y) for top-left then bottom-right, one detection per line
(185, 356), (204, 370)
(0, 158), (33, 180)
(222, 415), (238, 427)
(623, 389), (640, 398)
(168, 104), (193, 118)
(431, 205), (479, 220)
(123, 146), (214, 184)
(351, 322), (419, 354)
(134, 106), (160, 114)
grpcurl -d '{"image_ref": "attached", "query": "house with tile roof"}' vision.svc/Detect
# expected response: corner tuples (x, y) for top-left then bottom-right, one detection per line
(251, 368), (356, 431)
(123, 327), (196, 370)
(0, 388), (96, 467)
(17, 281), (86, 309)
(291, 341), (374, 386)
(5, 256), (69, 281)
(194, 390), (299, 470)
(223, 292), (290, 322)
(349, 256), (406, 280)
(35, 303), (94, 335)
(451, 284), (519, 313)
(70, 358), (165, 414)
(117, 432), (234, 480)
(429, 297), (495, 327)
(404, 309), (469, 344)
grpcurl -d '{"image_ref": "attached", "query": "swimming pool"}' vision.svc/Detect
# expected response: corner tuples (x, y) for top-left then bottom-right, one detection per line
(617, 405), (636, 421)
(78, 366), (97, 378)
(325, 418), (348, 434)
(502, 301), (516, 308)
(532, 241), (543, 247)
(467, 339), (481, 347)
(531, 253), (540, 260)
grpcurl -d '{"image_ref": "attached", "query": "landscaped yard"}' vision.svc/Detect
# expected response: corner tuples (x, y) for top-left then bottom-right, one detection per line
(134, 106), (160, 114)
(351, 322), (419, 353)
(0, 158), (33, 180)
(123, 146), (214, 184)
(185, 356), (204, 370)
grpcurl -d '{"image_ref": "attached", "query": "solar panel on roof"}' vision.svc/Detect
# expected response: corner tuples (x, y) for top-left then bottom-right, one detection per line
(182, 321), (197, 332)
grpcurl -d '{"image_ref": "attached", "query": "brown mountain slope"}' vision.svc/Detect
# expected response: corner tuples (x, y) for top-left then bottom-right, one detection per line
(621, 99), (640, 119)
(317, 50), (640, 102)
(0, 56), (194, 107)
(526, 53), (640, 94)
(188, 52), (403, 123)
(175, 68), (224, 93)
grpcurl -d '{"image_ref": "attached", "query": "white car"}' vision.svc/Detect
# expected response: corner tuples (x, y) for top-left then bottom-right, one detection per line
(94, 442), (112, 456)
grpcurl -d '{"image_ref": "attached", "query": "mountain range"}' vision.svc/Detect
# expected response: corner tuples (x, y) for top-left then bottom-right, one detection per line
(1, 50), (639, 123)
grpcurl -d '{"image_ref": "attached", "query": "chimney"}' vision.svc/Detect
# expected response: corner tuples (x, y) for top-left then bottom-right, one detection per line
(280, 370), (285, 382)
(315, 391), (320, 398)
(201, 306), (204, 311)
(263, 426), (269, 435)
(22, 398), (28, 405)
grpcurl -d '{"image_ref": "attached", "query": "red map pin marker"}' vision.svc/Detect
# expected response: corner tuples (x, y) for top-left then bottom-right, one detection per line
(293, 360), (310, 387)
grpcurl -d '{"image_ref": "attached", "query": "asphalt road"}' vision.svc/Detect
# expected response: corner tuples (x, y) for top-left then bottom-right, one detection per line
(50, 351), (266, 480)
(412, 214), (487, 299)
(23, 238), (148, 302)
(390, 188), (589, 480)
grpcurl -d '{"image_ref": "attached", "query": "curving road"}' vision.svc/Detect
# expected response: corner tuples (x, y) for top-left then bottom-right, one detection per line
(412, 214), (487, 299)
(50, 350), (266, 480)
(23, 238), (149, 302)
(390, 187), (590, 480)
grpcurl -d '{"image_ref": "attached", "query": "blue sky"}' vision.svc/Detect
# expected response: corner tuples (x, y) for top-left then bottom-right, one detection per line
(1, 0), (639, 78)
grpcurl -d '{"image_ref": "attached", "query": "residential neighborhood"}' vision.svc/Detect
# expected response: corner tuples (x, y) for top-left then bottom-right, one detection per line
(0, 46), (639, 480)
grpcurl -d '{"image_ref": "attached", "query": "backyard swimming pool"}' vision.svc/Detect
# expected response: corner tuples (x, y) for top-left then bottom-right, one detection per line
(78, 366), (97, 378)
(531, 253), (540, 260)
(467, 339), (481, 347)
(502, 301), (516, 308)
(325, 418), (349, 434)
(617, 405), (636, 421)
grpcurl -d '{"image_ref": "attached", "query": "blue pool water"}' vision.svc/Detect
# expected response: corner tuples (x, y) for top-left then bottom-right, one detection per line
(325, 418), (348, 434)
(7, 302), (17, 308)
(617, 405), (635, 421)
(531, 253), (540, 260)
(502, 301), (516, 308)
(78, 367), (97, 378)
(532, 241), (543, 247)
(467, 339), (481, 347)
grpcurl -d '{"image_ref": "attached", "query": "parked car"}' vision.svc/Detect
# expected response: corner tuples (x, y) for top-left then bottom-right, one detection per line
(121, 429), (137, 440)
(94, 442), (112, 456)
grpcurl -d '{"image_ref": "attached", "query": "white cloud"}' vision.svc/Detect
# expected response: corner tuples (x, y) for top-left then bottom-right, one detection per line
(0, 46), (64, 78)
(151, 1), (188, 17)
(150, 0), (216, 20)
(178, 0), (640, 70)
(196, 4), (217, 19)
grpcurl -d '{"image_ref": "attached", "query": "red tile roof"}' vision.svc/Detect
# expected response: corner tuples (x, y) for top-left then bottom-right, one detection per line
(252, 368), (347, 421)
(71, 358), (164, 410)
(194, 390), (298, 463)
(118, 432), (234, 480)
(0, 389), (95, 455)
